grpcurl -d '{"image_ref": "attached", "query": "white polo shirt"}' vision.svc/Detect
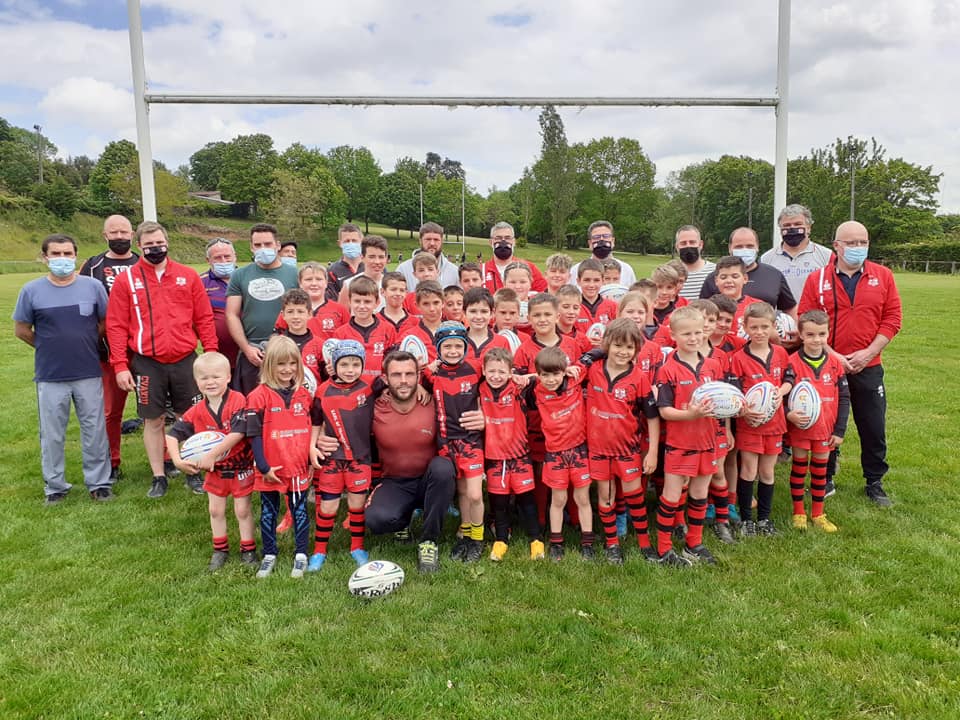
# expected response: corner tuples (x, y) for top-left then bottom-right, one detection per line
(761, 242), (834, 301)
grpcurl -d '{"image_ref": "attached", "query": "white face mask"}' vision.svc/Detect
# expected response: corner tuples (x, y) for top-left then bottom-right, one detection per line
(732, 248), (757, 266)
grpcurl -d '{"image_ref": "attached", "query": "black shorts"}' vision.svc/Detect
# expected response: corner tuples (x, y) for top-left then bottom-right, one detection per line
(130, 352), (199, 419)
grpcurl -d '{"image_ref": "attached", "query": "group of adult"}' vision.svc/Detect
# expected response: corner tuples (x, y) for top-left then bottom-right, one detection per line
(14, 203), (900, 521)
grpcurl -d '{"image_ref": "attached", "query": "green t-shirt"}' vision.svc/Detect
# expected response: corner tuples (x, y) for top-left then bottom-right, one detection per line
(226, 262), (299, 343)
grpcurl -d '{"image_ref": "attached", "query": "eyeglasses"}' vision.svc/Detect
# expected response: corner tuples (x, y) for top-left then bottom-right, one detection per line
(836, 239), (869, 248)
(590, 233), (613, 241)
(205, 237), (233, 250)
(492, 235), (514, 242)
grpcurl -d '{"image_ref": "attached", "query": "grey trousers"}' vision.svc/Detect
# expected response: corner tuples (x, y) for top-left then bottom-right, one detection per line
(37, 377), (111, 497)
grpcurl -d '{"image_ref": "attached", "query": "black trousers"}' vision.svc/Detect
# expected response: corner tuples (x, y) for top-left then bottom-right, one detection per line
(828, 364), (888, 487)
(365, 456), (456, 543)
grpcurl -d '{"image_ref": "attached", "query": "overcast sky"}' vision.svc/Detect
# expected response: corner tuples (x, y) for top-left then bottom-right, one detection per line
(2, 0), (957, 217)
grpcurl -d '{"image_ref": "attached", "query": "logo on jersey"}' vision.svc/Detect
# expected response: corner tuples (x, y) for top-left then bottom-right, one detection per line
(460, 381), (473, 394)
(248, 277), (286, 302)
(823, 373), (832, 384)
(322, 318), (335, 330)
(357, 393), (367, 407)
(868, 277), (879, 286)
(293, 402), (305, 414)
(175, 276), (186, 286)
(373, 342), (385, 356)
(614, 388), (627, 400)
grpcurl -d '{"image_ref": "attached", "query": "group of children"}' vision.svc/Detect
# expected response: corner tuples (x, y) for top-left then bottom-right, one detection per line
(166, 249), (850, 576)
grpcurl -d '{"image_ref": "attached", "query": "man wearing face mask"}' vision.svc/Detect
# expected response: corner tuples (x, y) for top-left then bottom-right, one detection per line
(326, 223), (365, 301)
(106, 221), (218, 498)
(225, 223), (299, 394)
(15, 234), (112, 504)
(279, 241), (298, 268)
(761, 204), (833, 300)
(396, 221), (460, 290)
(199, 238), (241, 376)
(570, 221), (637, 288)
(482, 221), (547, 293)
(799, 221), (901, 508)
(80, 215), (139, 482)
(674, 225), (715, 300)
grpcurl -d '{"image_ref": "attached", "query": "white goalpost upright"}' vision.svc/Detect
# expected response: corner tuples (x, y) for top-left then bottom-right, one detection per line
(127, 0), (791, 244)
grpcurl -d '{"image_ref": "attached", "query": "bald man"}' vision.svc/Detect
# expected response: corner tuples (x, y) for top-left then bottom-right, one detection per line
(80, 214), (140, 481)
(799, 221), (902, 507)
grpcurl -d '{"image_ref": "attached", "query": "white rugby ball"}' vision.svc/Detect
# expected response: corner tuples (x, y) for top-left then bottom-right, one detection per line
(788, 379), (822, 430)
(302, 366), (317, 395)
(586, 322), (606, 342)
(321, 338), (339, 366)
(399, 334), (430, 365)
(498, 329), (522, 354)
(600, 283), (629, 302)
(180, 431), (227, 463)
(744, 381), (779, 426)
(775, 311), (797, 340)
(691, 381), (745, 419)
(348, 560), (405, 599)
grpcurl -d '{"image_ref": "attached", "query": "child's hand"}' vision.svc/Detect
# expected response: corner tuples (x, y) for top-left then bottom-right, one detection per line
(415, 384), (431, 405)
(196, 448), (220, 473)
(744, 410), (766, 427)
(324, 360), (335, 378)
(725, 428), (735, 450)
(173, 457), (200, 476)
(772, 392), (784, 410)
(828, 434), (844, 449)
(512, 373), (531, 388)
(642, 449), (658, 475)
(425, 360), (439, 374)
(787, 410), (809, 427)
(565, 365), (582, 381)
(687, 398), (714, 418)
(264, 466), (284, 484)
(309, 445), (325, 469)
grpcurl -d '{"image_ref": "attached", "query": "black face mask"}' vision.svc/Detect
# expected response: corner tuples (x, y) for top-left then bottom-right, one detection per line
(493, 243), (513, 261)
(142, 246), (168, 265)
(782, 227), (807, 247)
(108, 239), (132, 255)
(592, 242), (613, 259)
(678, 247), (700, 264)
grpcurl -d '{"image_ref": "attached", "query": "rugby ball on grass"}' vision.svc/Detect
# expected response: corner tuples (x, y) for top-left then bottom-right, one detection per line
(600, 283), (629, 302)
(399, 334), (430, 366)
(497, 329), (522, 354)
(744, 381), (779, 426)
(180, 431), (227, 463)
(788, 379), (822, 430)
(691, 381), (745, 419)
(321, 338), (339, 366)
(348, 560), (405, 599)
(586, 322), (606, 342)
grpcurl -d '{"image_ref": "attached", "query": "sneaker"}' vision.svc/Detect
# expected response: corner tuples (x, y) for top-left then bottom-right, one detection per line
(450, 537), (470, 562)
(121, 417), (143, 434)
(641, 546), (661, 563)
(605, 544), (625, 566)
(184, 475), (204, 495)
(109, 465), (123, 483)
(529, 540), (545, 560)
(307, 553), (327, 572)
(350, 549), (370, 566)
(394, 526), (413, 544)
(824, 480), (837, 498)
(163, 459), (181, 477)
(548, 543), (565, 562)
(865, 483), (893, 508)
(464, 539), (483, 563)
(705, 503), (716, 525)
(727, 503), (741, 524)
(447, 503), (460, 517)
(739, 520), (757, 538)
(208, 550), (229, 571)
(615, 512), (628, 538)
(90, 487), (114, 502)
(44, 491), (68, 506)
(756, 519), (779, 536)
(657, 548), (692, 568)
(256, 554), (277, 578)
(290, 553), (308, 578)
(276, 512), (293, 534)
(580, 543), (596, 561)
(712, 522), (737, 545)
(681, 543), (718, 565)
(777, 448), (792, 464)
(792, 513), (808, 531)
(490, 541), (508, 562)
(147, 476), (168, 499)
(672, 523), (688, 542)
(811, 514), (839, 533)
(239, 550), (259, 566)
(417, 541), (440, 573)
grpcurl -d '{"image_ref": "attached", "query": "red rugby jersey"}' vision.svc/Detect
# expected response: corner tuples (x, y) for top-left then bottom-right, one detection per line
(422, 360), (482, 447)
(169, 389), (252, 475)
(655, 351), (725, 450)
(786, 350), (850, 441)
(314, 378), (374, 463)
(479, 378), (529, 460)
(529, 377), (586, 453)
(307, 300), (349, 339)
(729, 343), (793, 435)
(512, 334), (582, 374)
(576, 296), (618, 330)
(332, 317), (397, 380)
(465, 329), (511, 366)
(378, 309), (419, 336)
(586, 361), (658, 456)
(244, 383), (315, 490)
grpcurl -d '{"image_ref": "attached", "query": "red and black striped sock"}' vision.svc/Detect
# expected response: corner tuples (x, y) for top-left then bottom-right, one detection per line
(598, 503), (618, 547)
(314, 511), (336, 555)
(624, 487), (651, 549)
(614, 480), (626, 515)
(212, 535), (229, 553)
(685, 496), (708, 547)
(656, 497), (679, 556)
(549, 531), (564, 547)
(348, 507), (365, 552)
(674, 486), (688, 527)
(810, 458), (828, 517)
(790, 457), (809, 515)
(240, 539), (256, 553)
(710, 483), (729, 524)
(580, 530), (595, 548)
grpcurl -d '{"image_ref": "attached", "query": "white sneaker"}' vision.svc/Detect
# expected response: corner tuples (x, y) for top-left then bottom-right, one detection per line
(290, 553), (308, 578)
(256, 554), (277, 578)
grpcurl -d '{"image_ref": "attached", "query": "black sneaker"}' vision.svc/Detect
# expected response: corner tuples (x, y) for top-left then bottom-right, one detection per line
(449, 536), (470, 562)
(464, 539), (483, 563)
(109, 465), (122, 483)
(605, 544), (625, 566)
(239, 550), (259, 567)
(208, 550), (229, 571)
(90, 487), (114, 502)
(44, 491), (68, 506)
(147, 475), (168, 498)
(417, 541), (440, 573)
(657, 548), (692, 568)
(548, 543), (565, 562)
(641, 546), (661, 563)
(865, 483), (892, 508)
(756, 519), (779, 536)
(580, 543), (596, 561)
(739, 520), (757, 538)
(163, 459), (181, 478)
(681, 543), (718, 565)
(185, 475), (205, 495)
(824, 480), (836, 498)
(712, 522), (737, 545)
(394, 526), (413, 544)
(121, 418), (143, 434)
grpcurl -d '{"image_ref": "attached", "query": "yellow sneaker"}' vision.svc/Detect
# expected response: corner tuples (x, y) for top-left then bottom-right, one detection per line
(490, 541), (508, 562)
(792, 513), (808, 531)
(811, 514), (838, 533)
(529, 539), (545, 560)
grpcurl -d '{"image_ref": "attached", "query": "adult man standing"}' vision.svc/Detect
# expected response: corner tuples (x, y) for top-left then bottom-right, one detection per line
(79, 214), (139, 482)
(570, 221), (638, 288)
(674, 225), (715, 300)
(396, 222), (460, 289)
(483, 222), (547, 293)
(225, 223), (299, 394)
(799, 221), (901, 507)
(325, 223), (365, 300)
(14, 234), (112, 504)
(761, 204), (834, 301)
(199, 237), (240, 375)
(106, 221), (218, 498)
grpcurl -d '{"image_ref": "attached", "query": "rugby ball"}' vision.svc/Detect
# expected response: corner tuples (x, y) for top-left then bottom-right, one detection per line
(788, 379), (822, 430)
(348, 560), (405, 599)
(518, 300), (529, 323)
(498, 329), (522, 354)
(586, 322), (606, 342)
(599, 283), (629, 302)
(744, 381), (779, 426)
(302, 366), (317, 396)
(399, 334), (430, 365)
(180, 431), (227, 463)
(691, 381), (745, 419)
(775, 311), (797, 340)
(321, 338), (339, 366)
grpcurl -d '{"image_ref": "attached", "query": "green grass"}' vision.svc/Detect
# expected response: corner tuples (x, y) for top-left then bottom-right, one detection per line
(1, 271), (959, 719)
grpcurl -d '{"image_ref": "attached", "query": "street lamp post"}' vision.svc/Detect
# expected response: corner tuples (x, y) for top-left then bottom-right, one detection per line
(33, 124), (43, 184)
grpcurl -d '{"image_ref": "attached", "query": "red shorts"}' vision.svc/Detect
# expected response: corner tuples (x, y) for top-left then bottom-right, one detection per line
(543, 444), (591, 490)
(663, 445), (717, 478)
(440, 439), (485, 480)
(485, 457), (536, 496)
(203, 468), (255, 498)
(787, 434), (832, 453)
(737, 431), (783, 456)
(315, 459), (372, 495)
(588, 451), (644, 484)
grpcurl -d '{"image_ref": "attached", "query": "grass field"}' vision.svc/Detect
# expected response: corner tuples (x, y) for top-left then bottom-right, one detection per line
(1, 266), (959, 719)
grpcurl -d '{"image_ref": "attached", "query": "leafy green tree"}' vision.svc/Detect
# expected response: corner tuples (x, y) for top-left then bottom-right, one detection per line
(394, 156), (428, 185)
(87, 139), (138, 213)
(218, 134), (278, 216)
(188, 141), (228, 190)
(479, 187), (518, 236)
(326, 145), (381, 231)
(263, 165), (346, 237)
(0, 138), (37, 194)
(108, 156), (189, 222)
(32, 176), (78, 219)
(535, 106), (577, 248)
(279, 143), (329, 178)
(373, 171), (421, 237)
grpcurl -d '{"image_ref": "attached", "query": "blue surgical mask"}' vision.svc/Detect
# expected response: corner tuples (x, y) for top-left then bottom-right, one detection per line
(843, 246), (868, 267)
(212, 262), (235, 278)
(732, 248), (757, 266)
(254, 248), (277, 266)
(48, 257), (76, 278)
(280, 256), (298, 268)
(341, 242), (362, 260)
